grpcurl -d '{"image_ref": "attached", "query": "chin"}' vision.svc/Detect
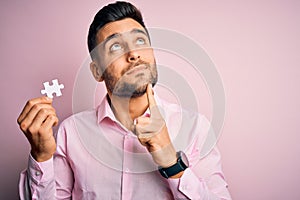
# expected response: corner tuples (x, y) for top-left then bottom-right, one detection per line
(131, 87), (147, 98)
(132, 81), (157, 98)
(112, 81), (156, 98)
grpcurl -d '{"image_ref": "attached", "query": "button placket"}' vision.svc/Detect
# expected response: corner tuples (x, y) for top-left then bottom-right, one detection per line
(121, 133), (133, 199)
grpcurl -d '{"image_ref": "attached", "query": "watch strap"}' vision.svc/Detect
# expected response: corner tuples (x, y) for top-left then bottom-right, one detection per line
(158, 151), (188, 178)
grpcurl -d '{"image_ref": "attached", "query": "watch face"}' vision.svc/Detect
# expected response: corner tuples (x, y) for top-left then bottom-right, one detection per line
(179, 151), (189, 167)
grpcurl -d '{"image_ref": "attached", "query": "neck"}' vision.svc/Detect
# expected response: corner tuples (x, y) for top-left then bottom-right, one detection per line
(108, 93), (149, 130)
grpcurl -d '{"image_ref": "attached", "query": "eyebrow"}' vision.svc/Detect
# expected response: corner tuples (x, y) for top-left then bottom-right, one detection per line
(102, 28), (148, 48)
(102, 33), (121, 49)
(130, 28), (148, 36)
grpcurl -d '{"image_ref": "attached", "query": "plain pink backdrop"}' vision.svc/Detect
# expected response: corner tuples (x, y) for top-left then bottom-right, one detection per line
(1, 0), (300, 199)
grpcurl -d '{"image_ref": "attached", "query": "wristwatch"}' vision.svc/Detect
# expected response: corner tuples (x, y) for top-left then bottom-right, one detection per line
(158, 151), (189, 178)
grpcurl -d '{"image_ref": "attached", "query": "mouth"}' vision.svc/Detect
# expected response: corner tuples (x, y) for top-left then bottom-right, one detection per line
(125, 64), (148, 75)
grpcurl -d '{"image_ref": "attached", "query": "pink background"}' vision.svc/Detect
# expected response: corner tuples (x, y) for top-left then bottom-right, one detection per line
(1, 0), (300, 199)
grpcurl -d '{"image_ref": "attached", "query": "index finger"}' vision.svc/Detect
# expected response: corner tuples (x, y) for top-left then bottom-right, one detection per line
(146, 83), (156, 109)
(17, 96), (52, 124)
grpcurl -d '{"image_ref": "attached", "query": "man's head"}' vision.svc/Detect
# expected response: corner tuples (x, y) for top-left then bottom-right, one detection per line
(88, 1), (157, 98)
(88, 1), (148, 54)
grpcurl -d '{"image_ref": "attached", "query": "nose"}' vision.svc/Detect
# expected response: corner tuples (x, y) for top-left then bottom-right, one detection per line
(127, 49), (140, 63)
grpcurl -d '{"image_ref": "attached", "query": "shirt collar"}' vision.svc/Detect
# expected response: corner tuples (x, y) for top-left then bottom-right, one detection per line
(96, 95), (117, 124)
(96, 93), (162, 125)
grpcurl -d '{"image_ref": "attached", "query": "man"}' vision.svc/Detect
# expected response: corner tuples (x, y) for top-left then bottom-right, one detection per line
(18, 1), (231, 199)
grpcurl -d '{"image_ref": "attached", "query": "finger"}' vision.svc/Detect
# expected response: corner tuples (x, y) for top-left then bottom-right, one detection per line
(135, 120), (164, 138)
(146, 84), (163, 118)
(41, 115), (59, 132)
(28, 108), (57, 133)
(135, 116), (165, 136)
(135, 116), (150, 126)
(137, 137), (150, 148)
(18, 96), (52, 124)
(19, 104), (55, 132)
(135, 124), (153, 136)
(135, 123), (163, 138)
(146, 83), (156, 109)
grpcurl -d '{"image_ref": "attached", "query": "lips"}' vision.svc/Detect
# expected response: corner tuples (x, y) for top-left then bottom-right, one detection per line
(125, 64), (147, 75)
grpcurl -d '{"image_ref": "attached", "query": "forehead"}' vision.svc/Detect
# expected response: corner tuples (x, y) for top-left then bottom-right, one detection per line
(96, 18), (146, 44)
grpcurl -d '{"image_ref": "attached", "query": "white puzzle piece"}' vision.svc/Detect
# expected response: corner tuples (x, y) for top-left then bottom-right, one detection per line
(41, 79), (64, 98)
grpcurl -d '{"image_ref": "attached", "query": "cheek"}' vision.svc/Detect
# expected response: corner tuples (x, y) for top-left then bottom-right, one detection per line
(105, 60), (124, 78)
(140, 48), (155, 63)
(100, 49), (124, 69)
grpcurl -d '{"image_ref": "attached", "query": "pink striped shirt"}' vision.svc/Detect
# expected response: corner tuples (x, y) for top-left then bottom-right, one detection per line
(19, 95), (231, 200)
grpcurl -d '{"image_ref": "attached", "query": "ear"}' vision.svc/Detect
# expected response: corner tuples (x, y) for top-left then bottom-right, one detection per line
(90, 61), (104, 82)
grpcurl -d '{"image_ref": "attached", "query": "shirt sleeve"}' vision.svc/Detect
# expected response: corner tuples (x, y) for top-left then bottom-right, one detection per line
(19, 155), (56, 200)
(19, 122), (74, 200)
(167, 147), (232, 200)
(166, 115), (232, 200)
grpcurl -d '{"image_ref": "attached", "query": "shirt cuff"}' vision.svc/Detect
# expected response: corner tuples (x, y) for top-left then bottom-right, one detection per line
(28, 154), (54, 184)
(167, 168), (208, 199)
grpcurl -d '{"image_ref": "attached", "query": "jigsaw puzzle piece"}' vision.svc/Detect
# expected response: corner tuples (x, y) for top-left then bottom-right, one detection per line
(41, 79), (64, 98)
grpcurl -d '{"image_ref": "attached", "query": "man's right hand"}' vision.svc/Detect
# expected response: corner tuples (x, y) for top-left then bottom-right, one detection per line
(17, 96), (58, 162)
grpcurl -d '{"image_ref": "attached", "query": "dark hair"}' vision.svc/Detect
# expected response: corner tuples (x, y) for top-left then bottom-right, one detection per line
(87, 1), (147, 56)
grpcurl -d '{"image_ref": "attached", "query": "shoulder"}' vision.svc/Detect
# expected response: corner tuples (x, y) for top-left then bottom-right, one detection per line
(158, 97), (210, 140)
(158, 97), (207, 123)
(58, 109), (97, 132)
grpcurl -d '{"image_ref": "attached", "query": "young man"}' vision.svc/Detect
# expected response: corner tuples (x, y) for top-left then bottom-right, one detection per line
(18, 2), (231, 199)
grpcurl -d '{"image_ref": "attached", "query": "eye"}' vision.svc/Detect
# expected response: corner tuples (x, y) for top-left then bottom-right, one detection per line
(110, 43), (122, 52)
(136, 38), (145, 45)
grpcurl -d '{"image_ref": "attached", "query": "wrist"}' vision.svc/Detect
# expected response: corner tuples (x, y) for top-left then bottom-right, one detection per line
(31, 150), (54, 162)
(169, 171), (184, 179)
(160, 154), (177, 168)
(151, 144), (177, 167)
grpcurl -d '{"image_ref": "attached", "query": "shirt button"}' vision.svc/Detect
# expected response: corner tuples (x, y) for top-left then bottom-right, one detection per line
(35, 171), (41, 176)
(125, 168), (130, 173)
(181, 185), (188, 190)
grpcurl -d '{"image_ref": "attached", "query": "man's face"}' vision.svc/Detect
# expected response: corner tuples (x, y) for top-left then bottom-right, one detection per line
(95, 18), (157, 98)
